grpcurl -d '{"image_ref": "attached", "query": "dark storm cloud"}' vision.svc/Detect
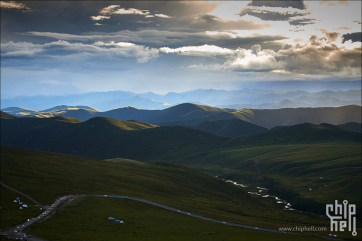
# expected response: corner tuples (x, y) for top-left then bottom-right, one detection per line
(288, 18), (316, 26)
(342, 32), (362, 43)
(238, 8), (308, 21)
(247, 0), (307, 10)
(2, 1), (270, 46)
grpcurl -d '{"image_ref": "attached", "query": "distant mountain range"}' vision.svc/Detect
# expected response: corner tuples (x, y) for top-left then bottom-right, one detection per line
(1, 89), (360, 111)
(2, 103), (361, 129)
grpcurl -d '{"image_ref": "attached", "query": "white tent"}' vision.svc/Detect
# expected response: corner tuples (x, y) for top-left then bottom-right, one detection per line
(23, 204), (28, 208)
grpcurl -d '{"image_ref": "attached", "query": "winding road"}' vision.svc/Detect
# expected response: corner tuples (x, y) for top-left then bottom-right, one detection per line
(0, 182), (304, 240)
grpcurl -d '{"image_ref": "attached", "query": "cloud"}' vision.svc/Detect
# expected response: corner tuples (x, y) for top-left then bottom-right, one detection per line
(187, 39), (361, 77)
(251, 44), (262, 55)
(238, 8), (308, 21)
(0, 1), (28, 9)
(38, 80), (67, 85)
(96, 4), (171, 19)
(247, 0), (307, 10)
(223, 48), (283, 72)
(155, 14), (171, 18)
(354, 20), (362, 24)
(1, 40), (160, 63)
(319, 0), (336, 6)
(332, 27), (351, 30)
(276, 44), (361, 76)
(24, 30), (287, 51)
(160, 44), (232, 56)
(288, 18), (316, 26)
(90, 15), (111, 21)
(342, 32), (362, 43)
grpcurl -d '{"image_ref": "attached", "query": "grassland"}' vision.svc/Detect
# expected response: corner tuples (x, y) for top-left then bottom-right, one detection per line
(26, 196), (329, 241)
(0, 186), (43, 229)
(1, 147), (332, 232)
(170, 144), (361, 217)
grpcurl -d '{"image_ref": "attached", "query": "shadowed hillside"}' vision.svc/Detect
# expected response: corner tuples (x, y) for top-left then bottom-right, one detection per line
(227, 123), (361, 147)
(338, 122), (362, 133)
(191, 119), (269, 137)
(234, 105), (361, 128)
(0, 111), (18, 119)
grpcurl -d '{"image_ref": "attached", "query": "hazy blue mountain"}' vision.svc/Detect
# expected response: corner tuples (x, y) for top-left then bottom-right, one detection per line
(40, 105), (100, 112)
(1, 90), (137, 110)
(2, 107), (39, 116)
(92, 96), (171, 111)
(1, 89), (361, 111)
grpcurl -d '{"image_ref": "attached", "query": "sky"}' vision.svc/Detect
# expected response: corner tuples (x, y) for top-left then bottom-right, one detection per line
(1, 0), (361, 97)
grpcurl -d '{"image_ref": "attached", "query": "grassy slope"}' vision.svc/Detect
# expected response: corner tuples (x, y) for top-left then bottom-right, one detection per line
(192, 118), (269, 137)
(168, 144), (361, 222)
(226, 123), (361, 147)
(2, 116), (227, 160)
(235, 105), (361, 128)
(28, 196), (325, 241)
(1, 147), (329, 233)
(0, 116), (81, 145)
(0, 186), (43, 228)
(338, 122), (362, 133)
(0, 111), (18, 119)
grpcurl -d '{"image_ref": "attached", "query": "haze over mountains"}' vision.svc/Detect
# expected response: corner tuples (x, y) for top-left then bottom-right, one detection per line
(1, 89), (360, 111)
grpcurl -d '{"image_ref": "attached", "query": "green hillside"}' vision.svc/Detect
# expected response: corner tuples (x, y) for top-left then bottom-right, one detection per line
(234, 105), (361, 128)
(0, 111), (18, 119)
(1, 116), (225, 160)
(1, 147), (329, 233)
(1, 107), (38, 116)
(0, 116), (82, 145)
(338, 122), (362, 133)
(158, 111), (249, 126)
(168, 143), (361, 223)
(227, 123), (361, 147)
(29, 196), (325, 241)
(191, 119), (269, 137)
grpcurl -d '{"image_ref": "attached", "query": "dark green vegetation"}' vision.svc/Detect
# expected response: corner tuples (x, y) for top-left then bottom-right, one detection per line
(1, 147), (330, 233)
(27, 196), (325, 241)
(191, 119), (269, 137)
(0, 186), (42, 229)
(0, 111), (17, 119)
(338, 122), (362, 133)
(235, 105), (361, 128)
(1, 103), (360, 240)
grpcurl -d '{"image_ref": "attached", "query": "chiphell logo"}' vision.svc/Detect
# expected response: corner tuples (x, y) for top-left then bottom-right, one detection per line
(326, 200), (357, 236)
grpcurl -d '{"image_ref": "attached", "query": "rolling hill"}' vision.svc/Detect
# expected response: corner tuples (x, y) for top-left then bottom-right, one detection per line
(338, 122), (362, 133)
(191, 119), (269, 137)
(233, 105), (361, 128)
(1, 116), (227, 160)
(226, 123), (361, 147)
(40, 105), (100, 112)
(0, 111), (18, 119)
